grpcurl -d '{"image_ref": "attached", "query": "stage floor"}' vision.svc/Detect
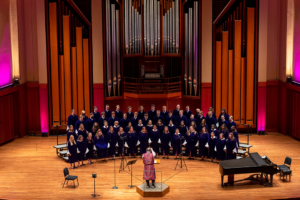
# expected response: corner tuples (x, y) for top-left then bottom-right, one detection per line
(0, 133), (299, 200)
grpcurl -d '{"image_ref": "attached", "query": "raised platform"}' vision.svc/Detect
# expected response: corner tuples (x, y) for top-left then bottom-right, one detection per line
(136, 183), (169, 197)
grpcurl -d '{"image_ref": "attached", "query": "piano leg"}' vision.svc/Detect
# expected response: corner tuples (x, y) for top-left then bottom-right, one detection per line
(221, 176), (224, 187)
(269, 174), (273, 187)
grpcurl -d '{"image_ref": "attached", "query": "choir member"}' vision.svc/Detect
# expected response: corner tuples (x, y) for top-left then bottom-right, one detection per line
(184, 105), (193, 119)
(210, 124), (219, 138)
(78, 123), (87, 141)
(138, 105), (146, 120)
(225, 132), (238, 160)
(142, 114), (150, 126)
(161, 126), (171, 159)
(131, 112), (139, 127)
(101, 121), (109, 137)
(153, 110), (164, 125)
(86, 113), (96, 133)
(149, 125), (160, 158)
(160, 106), (168, 120)
(200, 119), (208, 132)
(127, 126), (137, 158)
(127, 106), (134, 119)
(187, 114), (196, 127)
(98, 112), (107, 128)
(157, 119), (165, 136)
(185, 126), (198, 159)
(113, 121), (120, 133)
(104, 104), (111, 119)
(91, 122), (100, 138)
(93, 106), (100, 122)
(164, 111), (175, 126)
(117, 127), (127, 157)
(208, 131), (217, 162)
(231, 126), (239, 147)
(120, 113), (130, 129)
(206, 107), (217, 120)
(106, 126), (118, 159)
(77, 135), (85, 166)
(94, 129), (108, 160)
(206, 111), (216, 132)
(125, 122), (132, 133)
(67, 135), (78, 169)
(198, 127), (209, 161)
(81, 110), (88, 122)
(67, 109), (78, 130)
(67, 125), (76, 143)
(146, 120), (153, 133)
(175, 110), (187, 127)
(178, 120), (188, 137)
(172, 128), (182, 159)
(219, 124), (229, 139)
(138, 127), (149, 156)
(173, 104), (181, 117)
(168, 120), (176, 136)
(108, 111), (119, 127)
(75, 115), (86, 133)
(215, 133), (226, 162)
(227, 116), (237, 131)
(115, 105), (123, 120)
(218, 108), (229, 123)
(190, 121), (199, 133)
(135, 119), (144, 133)
(85, 133), (94, 164)
(196, 111), (205, 128)
(195, 108), (201, 117)
(148, 104), (156, 121)
(219, 115), (228, 129)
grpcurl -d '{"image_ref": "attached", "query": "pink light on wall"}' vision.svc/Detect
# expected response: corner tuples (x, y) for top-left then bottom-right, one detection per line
(39, 85), (49, 133)
(257, 84), (266, 131)
(294, 0), (300, 82)
(0, 23), (12, 87)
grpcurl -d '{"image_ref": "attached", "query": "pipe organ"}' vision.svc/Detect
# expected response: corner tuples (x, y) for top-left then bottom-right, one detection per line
(105, 0), (122, 97)
(163, 0), (180, 54)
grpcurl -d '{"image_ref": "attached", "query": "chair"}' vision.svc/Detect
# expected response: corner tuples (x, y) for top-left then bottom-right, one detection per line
(62, 168), (79, 188)
(278, 157), (292, 182)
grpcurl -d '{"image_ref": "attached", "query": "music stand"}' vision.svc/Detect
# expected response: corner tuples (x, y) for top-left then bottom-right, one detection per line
(175, 136), (188, 171)
(119, 136), (130, 172)
(126, 159), (137, 188)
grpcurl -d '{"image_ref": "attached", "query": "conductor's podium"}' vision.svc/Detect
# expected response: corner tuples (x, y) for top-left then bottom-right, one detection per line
(136, 183), (169, 197)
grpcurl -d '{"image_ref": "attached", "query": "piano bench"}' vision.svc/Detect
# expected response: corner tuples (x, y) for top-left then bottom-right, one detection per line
(279, 167), (292, 182)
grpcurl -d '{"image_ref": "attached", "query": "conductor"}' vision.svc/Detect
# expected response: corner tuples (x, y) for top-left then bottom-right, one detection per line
(143, 147), (156, 188)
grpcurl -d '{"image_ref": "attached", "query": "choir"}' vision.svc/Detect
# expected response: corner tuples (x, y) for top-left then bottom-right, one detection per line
(66, 104), (240, 168)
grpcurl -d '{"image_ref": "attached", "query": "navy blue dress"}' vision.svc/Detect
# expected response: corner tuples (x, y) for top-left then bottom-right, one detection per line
(113, 126), (120, 133)
(157, 125), (165, 136)
(216, 138), (226, 160)
(101, 126), (109, 137)
(227, 121), (237, 131)
(67, 131), (76, 143)
(93, 111), (100, 122)
(127, 132), (137, 154)
(178, 126), (187, 137)
(206, 116), (216, 131)
(106, 131), (118, 157)
(208, 137), (217, 158)
(172, 133), (182, 155)
(199, 133), (209, 157)
(98, 117), (107, 128)
(104, 110), (111, 119)
(196, 116), (205, 128)
(219, 130), (229, 139)
(138, 111), (146, 120)
(233, 131), (239, 146)
(149, 130), (160, 154)
(68, 141), (78, 163)
(164, 115), (175, 126)
(142, 118), (149, 126)
(120, 118), (130, 129)
(118, 132), (127, 155)
(115, 110), (123, 120)
(86, 118), (96, 132)
(135, 124), (144, 134)
(160, 111), (168, 121)
(78, 129), (87, 141)
(75, 120), (86, 131)
(183, 110), (193, 120)
(67, 114), (78, 128)
(77, 140), (85, 161)
(186, 132), (198, 157)
(138, 132), (149, 154)
(173, 109), (180, 118)
(226, 138), (238, 160)
(131, 117), (139, 127)
(161, 132), (171, 155)
(148, 110), (156, 121)
(85, 138), (94, 159)
(175, 115), (187, 127)
(210, 129), (219, 138)
(168, 125), (176, 136)
(146, 125), (153, 134)
(94, 135), (108, 159)
(126, 112), (134, 120)
(108, 117), (119, 127)
(218, 113), (229, 123)
(153, 115), (164, 125)
(125, 126), (131, 133)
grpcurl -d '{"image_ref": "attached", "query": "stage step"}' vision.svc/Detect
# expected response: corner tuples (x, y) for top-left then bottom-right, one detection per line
(239, 144), (253, 149)
(237, 149), (247, 155)
(63, 157), (68, 161)
(236, 156), (243, 159)
(53, 144), (67, 149)
(59, 150), (68, 155)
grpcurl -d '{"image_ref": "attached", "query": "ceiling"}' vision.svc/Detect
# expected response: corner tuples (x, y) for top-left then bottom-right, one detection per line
(72, 0), (230, 24)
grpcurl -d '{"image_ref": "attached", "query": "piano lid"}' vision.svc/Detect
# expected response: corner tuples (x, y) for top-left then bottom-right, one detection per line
(249, 152), (268, 166)
(219, 153), (267, 169)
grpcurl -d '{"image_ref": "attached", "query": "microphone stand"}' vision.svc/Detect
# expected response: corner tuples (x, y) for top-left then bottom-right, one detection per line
(119, 136), (130, 172)
(175, 136), (188, 171)
(112, 154), (118, 189)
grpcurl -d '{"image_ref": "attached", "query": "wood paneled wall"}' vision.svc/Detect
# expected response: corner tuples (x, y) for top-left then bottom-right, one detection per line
(213, 0), (258, 126)
(46, 0), (92, 127)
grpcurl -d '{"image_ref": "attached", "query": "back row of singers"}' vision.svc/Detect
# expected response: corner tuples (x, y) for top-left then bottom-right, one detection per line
(67, 105), (236, 134)
(67, 121), (238, 168)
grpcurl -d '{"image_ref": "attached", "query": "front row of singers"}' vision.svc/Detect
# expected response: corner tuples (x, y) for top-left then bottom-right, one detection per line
(66, 124), (239, 169)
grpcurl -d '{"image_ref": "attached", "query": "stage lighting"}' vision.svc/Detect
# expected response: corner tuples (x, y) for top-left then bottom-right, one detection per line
(14, 79), (20, 85)
(42, 132), (48, 137)
(286, 76), (292, 83)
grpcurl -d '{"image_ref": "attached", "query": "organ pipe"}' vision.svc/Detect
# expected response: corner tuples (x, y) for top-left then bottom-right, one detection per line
(111, 3), (116, 96)
(105, 0), (111, 96)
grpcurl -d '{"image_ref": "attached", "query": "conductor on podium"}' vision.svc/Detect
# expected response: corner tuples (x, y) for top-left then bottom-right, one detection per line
(143, 147), (156, 189)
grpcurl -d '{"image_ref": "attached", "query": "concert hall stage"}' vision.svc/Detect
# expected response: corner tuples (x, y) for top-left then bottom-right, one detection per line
(0, 133), (299, 200)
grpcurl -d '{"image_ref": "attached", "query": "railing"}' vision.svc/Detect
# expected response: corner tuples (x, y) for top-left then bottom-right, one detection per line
(237, 124), (252, 145)
(124, 77), (181, 94)
(54, 124), (67, 145)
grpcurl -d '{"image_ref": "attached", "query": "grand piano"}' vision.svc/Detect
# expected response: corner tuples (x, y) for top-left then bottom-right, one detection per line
(219, 153), (278, 187)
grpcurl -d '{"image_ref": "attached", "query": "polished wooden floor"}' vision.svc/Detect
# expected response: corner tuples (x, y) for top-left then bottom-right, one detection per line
(0, 132), (299, 200)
